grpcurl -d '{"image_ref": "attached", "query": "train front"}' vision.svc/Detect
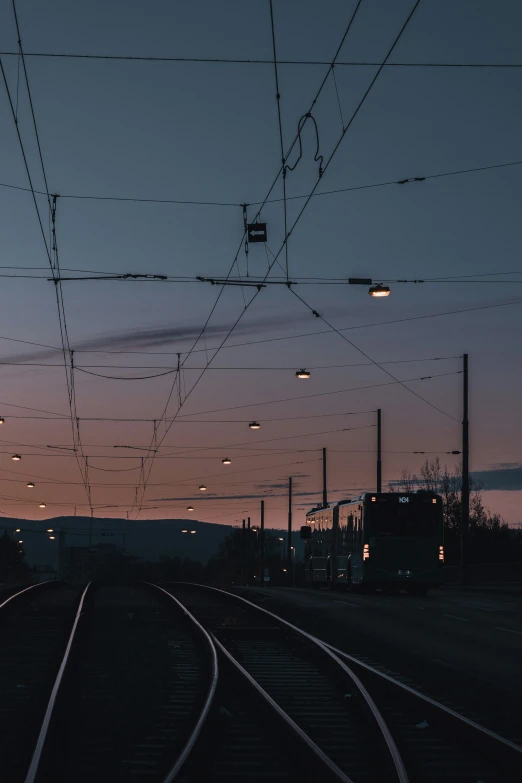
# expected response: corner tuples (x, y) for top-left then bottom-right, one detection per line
(359, 491), (444, 594)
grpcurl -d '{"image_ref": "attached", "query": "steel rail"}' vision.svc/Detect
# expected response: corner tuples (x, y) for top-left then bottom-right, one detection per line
(321, 639), (522, 772)
(23, 582), (92, 783)
(212, 632), (355, 783)
(145, 583), (219, 783)
(0, 581), (54, 610)
(169, 582), (409, 783)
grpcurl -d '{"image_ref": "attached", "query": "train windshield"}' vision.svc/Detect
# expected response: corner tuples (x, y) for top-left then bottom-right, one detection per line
(367, 500), (439, 538)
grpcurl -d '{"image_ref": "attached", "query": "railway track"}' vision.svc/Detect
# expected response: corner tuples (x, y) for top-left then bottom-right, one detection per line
(22, 582), (217, 783)
(164, 582), (522, 783)
(0, 581), (81, 783)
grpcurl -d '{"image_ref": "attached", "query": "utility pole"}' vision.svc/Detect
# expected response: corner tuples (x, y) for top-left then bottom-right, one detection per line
(322, 447), (328, 507)
(241, 519), (246, 586)
(377, 408), (382, 493)
(287, 477), (292, 582)
(260, 500), (265, 588)
(461, 354), (469, 585)
(246, 517), (251, 586)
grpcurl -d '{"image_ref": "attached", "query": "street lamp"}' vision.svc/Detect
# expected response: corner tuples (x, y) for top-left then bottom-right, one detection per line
(190, 530), (197, 534)
(15, 528), (21, 533)
(0, 417), (4, 424)
(49, 536), (55, 540)
(249, 421), (261, 429)
(11, 454), (21, 461)
(368, 284), (390, 297)
(39, 503), (46, 509)
(27, 482), (35, 488)
(199, 485), (207, 491)
(222, 457), (232, 465)
(181, 529), (188, 533)
(187, 506), (194, 511)
(296, 369), (311, 379)
(47, 529), (54, 533)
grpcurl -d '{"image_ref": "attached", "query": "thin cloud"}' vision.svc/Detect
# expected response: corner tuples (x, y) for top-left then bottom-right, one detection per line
(472, 466), (522, 491)
(153, 487), (354, 502)
(1, 312), (315, 362)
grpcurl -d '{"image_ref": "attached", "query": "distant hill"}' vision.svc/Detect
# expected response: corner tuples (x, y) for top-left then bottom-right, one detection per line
(0, 517), (233, 568)
(0, 516), (303, 569)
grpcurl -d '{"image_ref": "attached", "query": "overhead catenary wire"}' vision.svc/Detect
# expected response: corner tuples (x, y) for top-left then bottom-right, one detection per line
(287, 286), (458, 421)
(156, 0), (456, 430)
(131, 1), (420, 516)
(1, 49), (522, 68)
(4, 270), (522, 286)
(269, 0), (293, 280)
(4, 2), (95, 517)
(2, 159), (522, 207)
(164, 369), (462, 419)
(0, 368), (466, 425)
(0, 355), (460, 371)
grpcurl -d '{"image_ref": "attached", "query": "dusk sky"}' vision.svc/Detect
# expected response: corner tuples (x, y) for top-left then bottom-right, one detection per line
(0, 0), (521, 527)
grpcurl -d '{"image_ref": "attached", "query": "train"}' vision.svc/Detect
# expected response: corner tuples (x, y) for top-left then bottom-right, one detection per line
(301, 490), (444, 595)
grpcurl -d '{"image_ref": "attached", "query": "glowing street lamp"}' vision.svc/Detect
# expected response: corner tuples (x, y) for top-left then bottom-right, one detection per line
(11, 454), (21, 461)
(47, 529), (54, 533)
(368, 284), (390, 298)
(39, 503), (46, 509)
(15, 528), (21, 533)
(222, 457), (232, 465)
(190, 530), (197, 534)
(181, 529), (188, 533)
(199, 485), (207, 491)
(296, 369), (311, 379)
(27, 482), (35, 488)
(249, 421), (261, 430)
(0, 417), (4, 424)
(187, 506), (194, 511)
(49, 536), (56, 540)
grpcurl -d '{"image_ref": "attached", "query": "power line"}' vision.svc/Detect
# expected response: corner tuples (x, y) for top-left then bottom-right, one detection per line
(268, 0), (288, 279)
(176, 0), (454, 427)
(166, 370), (462, 418)
(0, 355), (458, 371)
(133, 2), (418, 516)
(288, 286), (458, 421)
(123, 7), (359, 511)
(160, 423), (376, 459)
(75, 367), (179, 381)
(4, 270), (522, 286)
(260, 160), (522, 206)
(2, 159), (521, 208)
(3, 5), (93, 513)
(1, 50), (521, 69)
